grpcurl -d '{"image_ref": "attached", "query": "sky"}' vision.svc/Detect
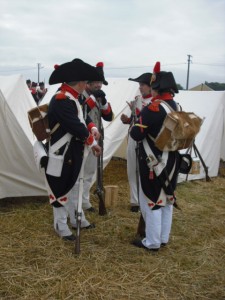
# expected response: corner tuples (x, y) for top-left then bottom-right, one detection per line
(0, 0), (225, 89)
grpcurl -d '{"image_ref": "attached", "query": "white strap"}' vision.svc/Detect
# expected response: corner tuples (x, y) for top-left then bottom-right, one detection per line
(50, 123), (60, 135)
(143, 139), (157, 161)
(148, 100), (176, 142)
(143, 138), (169, 177)
(49, 133), (72, 153)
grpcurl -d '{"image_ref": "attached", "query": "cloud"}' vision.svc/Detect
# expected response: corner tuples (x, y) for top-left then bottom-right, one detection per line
(0, 0), (225, 88)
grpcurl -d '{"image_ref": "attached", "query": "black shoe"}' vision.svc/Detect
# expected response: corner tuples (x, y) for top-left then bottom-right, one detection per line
(131, 239), (159, 252)
(130, 206), (139, 212)
(161, 243), (167, 247)
(62, 234), (76, 241)
(86, 207), (96, 212)
(131, 239), (146, 249)
(72, 223), (96, 230)
(83, 223), (96, 229)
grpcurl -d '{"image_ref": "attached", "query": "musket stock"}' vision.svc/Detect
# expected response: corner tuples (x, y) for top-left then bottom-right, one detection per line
(74, 147), (88, 255)
(94, 101), (107, 216)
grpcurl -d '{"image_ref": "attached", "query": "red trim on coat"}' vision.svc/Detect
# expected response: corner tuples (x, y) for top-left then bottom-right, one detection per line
(101, 102), (112, 115)
(60, 83), (80, 99)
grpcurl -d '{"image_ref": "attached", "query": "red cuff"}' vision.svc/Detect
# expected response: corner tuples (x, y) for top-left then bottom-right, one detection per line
(102, 102), (112, 115)
(85, 96), (96, 110)
(87, 122), (96, 132)
(85, 133), (94, 145)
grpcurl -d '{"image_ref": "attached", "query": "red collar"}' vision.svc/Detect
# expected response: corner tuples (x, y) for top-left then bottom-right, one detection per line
(60, 83), (80, 99)
(143, 93), (152, 99)
(152, 92), (173, 102)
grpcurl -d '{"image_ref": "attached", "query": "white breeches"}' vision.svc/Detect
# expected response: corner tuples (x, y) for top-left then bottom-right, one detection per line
(82, 148), (97, 209)
(53, 182), (91, 237)
(139, 185), (173, 249)
(53, 151), (92, 237)
(127, 136), (139, 205)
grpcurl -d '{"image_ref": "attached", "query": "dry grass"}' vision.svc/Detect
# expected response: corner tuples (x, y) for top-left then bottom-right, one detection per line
(0, 159), (224, 300)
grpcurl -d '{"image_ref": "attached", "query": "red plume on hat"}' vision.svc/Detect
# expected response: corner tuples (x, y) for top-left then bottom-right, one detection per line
(95, 61), (108, 85)
(150, 61), (179, 93)
(153, 61), (160, 73)
(150, 61), (160, 85)
(96, 62), (104, 68)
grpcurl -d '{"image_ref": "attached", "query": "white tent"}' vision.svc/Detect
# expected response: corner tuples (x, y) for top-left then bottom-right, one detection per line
(0, 75), (46, 198)
(0, 75), (225, 198)
(189, 83), (214, 91)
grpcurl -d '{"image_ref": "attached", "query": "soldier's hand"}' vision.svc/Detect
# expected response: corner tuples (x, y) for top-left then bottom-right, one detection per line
(92, 90), (107, 105)
(91, 128), (101, 141)
(121, 114), (130, 124)
(92, 144), (102, 157)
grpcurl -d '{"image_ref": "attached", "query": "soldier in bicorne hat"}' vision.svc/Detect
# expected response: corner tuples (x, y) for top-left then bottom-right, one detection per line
(120, 72), (152, 212)
(74, 62), (113, 213)
(44, 58), (102, 241)
(130, 62), (182, 251)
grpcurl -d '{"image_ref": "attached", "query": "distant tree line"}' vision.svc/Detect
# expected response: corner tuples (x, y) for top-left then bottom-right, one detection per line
(205, 82), (225, 91)
(177, 84), (184, 90)
(177, 82), (225, 91)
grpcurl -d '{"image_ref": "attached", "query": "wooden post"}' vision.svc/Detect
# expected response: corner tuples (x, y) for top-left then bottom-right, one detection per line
(104, 185), (118, 208)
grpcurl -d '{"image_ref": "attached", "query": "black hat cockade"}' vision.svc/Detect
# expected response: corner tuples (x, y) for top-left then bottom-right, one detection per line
(49, 58), (102, 85)
(129, 72), (152, 86)
(95, 62), (108, 85)
(150, 61), (179, 94)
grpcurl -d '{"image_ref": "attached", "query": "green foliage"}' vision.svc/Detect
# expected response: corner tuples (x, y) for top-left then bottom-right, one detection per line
(177, 83), (184, 90)
(205, 81), (225, 91)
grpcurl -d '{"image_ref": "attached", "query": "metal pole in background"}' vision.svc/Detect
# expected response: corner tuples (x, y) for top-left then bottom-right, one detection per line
(37, 63), (40, 84)
(37, 63), (44, 84)
(186, 54), (192, 90)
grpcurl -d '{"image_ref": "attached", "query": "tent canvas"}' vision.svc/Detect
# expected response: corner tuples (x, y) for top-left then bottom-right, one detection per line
(175, 91), (225, 181)
(0, 75), (225, 198)
(0, 75), (46, 198)
(189, 83), (214, 91)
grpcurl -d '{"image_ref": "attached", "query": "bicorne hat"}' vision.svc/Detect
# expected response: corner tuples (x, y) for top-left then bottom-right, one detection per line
(150, 62), (178, 93)
(128, 73), (152, 86)
(49, 59), (102, 85)
(95, 62), (108, 85)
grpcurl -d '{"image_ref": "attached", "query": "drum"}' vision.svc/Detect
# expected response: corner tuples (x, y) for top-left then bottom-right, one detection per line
(28, 104), (50, 141)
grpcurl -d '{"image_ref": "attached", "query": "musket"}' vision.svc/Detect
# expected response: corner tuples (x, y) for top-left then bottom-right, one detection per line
(94, 100), (107, 216)
(75, 147), (88, 254)
(193, 143), (211, 182)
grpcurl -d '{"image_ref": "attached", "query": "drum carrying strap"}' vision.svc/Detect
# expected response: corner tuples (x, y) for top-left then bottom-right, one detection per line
(148, 101), (179, 143)
(46, 133), (72, 177)
(142, 139), (168, 178)
(49, 133), (72, 154)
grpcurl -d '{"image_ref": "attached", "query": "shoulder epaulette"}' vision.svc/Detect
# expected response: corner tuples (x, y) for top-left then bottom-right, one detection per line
(55, 92), (67, 100)
(148, 102), (160, 112)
